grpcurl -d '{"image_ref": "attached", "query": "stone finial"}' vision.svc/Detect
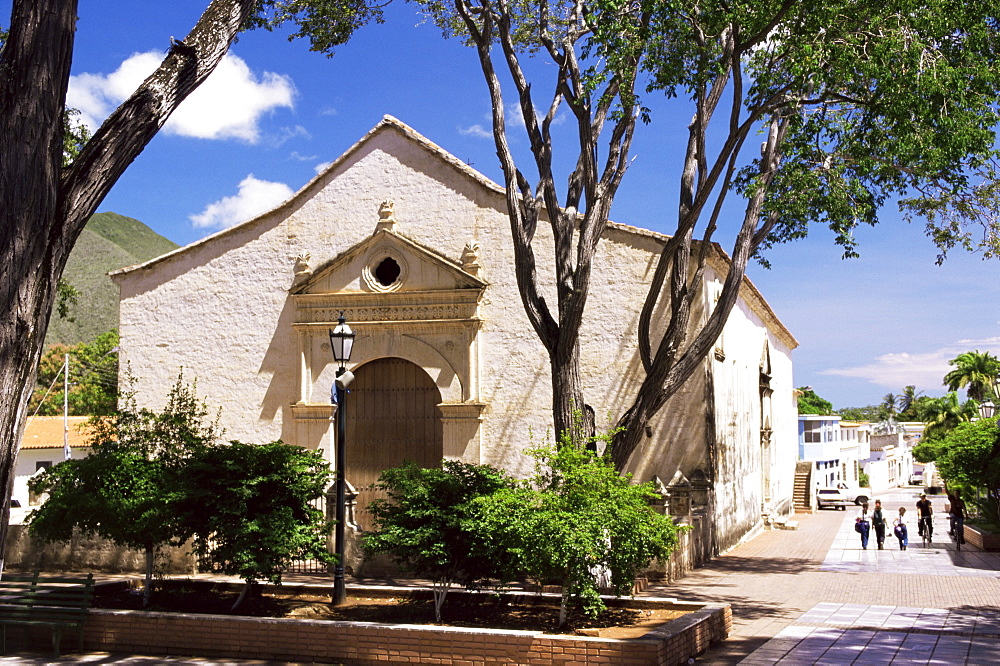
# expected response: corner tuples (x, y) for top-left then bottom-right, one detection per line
(376, 200), (397, 232)
(292, 254), (312, 284)
(461, 240), (481, 277)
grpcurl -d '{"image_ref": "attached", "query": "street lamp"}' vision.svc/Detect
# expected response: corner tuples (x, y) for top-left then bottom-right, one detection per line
(329, 312), (355, 606)
(981, 399), (996, 420)
(979, 375), (1000, 420)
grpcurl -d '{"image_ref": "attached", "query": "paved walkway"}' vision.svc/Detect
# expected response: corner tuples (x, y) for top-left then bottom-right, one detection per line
(647, 488), (1000, 664)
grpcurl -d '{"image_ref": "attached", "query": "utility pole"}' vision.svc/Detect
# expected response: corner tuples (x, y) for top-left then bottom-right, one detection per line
(63, 354), (71, 460)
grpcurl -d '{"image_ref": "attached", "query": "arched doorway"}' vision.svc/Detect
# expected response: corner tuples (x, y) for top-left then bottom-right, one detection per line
(345, 357), (443, 530)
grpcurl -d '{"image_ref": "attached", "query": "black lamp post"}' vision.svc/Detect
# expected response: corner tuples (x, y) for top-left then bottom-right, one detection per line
(329, 312), (355, 606)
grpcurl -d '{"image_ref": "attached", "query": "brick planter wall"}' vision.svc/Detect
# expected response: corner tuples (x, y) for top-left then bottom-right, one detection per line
(965, 524), (1000, 552)
(15, 596), (729, 665)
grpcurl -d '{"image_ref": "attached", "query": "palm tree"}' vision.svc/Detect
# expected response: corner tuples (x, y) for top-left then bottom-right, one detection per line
(918, 392), (978, 441)
(897, 385), (923, 418)
(880, 393), (898, 421)
(943, 351), (1000, 403)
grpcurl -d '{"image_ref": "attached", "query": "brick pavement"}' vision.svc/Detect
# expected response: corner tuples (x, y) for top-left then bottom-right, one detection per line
(646, 490), (1000, 664)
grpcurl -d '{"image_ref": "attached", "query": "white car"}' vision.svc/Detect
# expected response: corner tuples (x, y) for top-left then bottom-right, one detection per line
(817, 487), (872, 510)
(817, 488), (850, 510)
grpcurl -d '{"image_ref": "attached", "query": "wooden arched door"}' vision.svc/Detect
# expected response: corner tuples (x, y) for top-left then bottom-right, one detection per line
(345, 357), (443, 530)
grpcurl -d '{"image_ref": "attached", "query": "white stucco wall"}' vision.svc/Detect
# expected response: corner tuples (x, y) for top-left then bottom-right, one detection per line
(114, 116), (797, 546)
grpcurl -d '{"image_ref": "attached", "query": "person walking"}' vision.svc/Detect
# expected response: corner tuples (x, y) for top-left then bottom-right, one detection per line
(893, 506), (909, 550)
(948, 488), (967, 549)
(856, 501), (872, 550)
(872, 499), (887, 550)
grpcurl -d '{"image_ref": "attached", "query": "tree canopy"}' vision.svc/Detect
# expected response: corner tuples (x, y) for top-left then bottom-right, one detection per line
(944, 350), (1000, 403)
(29, 330), (119, 417)
(181, 440), (333, 608)
(410, 0), (1000, 469)
(474, 434), (681, 627)
(797, 387), (833, 415)
(365, 460), (515, 621)
(28, 376), (220, 605)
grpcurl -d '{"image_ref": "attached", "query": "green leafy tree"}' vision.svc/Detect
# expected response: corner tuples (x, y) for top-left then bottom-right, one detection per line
(418, 0), (1000, 470)
(27, 375), (220, 606)
(181, 441), (333, 610)
(837, 405), (882, 422)
(475, 432), (681, 628)
(934, 418), (1000, 519)
(365, 460), (515, 621)
(29, 330), (119, 416)
(797, 387), (833, 415)
(0, 0), (382, 561)
(944, 351), (1000, 403)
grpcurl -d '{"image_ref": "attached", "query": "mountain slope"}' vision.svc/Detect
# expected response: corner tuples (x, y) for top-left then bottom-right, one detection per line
(45, 212), (179, 346)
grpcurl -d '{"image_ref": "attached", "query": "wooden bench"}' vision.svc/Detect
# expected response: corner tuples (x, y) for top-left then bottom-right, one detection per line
(0, 572), (95, 657)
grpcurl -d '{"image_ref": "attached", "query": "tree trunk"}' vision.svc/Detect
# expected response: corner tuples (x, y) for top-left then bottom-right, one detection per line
(143, 544), (155, 608)
(0, 0), (81, 572)
(551, 340), (591, 446)
(0, 0), (259, 561)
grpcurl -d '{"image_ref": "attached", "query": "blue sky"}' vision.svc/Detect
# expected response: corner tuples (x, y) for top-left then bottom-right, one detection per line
(6, 1), (999, 409)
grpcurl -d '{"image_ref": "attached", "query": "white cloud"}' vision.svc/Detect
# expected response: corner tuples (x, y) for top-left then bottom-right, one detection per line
(505, 101), (566, 129)
(67, 52), (295, 143)
(313, 161), (333, 175)
(189, 175), (293, 230)
(459, 124), (491, 139)
(265, 125), (311, 148)
(821, 337), (1000, 393)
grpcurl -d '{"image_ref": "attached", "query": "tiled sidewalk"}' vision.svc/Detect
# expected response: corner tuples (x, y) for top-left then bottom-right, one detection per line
(672, 488), (1000, 664)
(822, 510), (1000, 577)
(740, 602), (1000, 665)
(728, 490), (1000, 665)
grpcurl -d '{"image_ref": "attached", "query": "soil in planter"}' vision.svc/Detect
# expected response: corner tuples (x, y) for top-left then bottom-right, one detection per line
(93, 583), (689, 639)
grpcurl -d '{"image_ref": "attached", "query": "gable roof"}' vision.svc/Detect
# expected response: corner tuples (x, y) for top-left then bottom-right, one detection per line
(23, 417), (93, 450)
(110, 115), (504, 280)
(110, 115), (796, 348)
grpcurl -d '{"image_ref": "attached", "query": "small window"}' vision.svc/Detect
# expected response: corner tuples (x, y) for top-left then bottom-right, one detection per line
(373, 257), (401, 286)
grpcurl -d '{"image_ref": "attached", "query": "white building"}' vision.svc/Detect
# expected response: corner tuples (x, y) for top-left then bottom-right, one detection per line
(11, 417), (92, 523)
(113, 117), (799, 560)
(797, 414), (873, 500)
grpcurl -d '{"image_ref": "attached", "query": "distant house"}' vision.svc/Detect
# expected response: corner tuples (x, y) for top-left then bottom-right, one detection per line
(12, 417), (92, 522)
(864, 423), (920, 490)
(798, 414), (866, 490)
(113, 116), (799, 562)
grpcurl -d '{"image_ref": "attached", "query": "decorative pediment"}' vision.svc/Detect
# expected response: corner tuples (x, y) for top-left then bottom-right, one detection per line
(292, 229), (486, 296)
(291, 228), (487, 328)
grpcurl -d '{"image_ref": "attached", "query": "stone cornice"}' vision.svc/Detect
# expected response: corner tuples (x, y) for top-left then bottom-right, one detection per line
(294, 290), (482, 325)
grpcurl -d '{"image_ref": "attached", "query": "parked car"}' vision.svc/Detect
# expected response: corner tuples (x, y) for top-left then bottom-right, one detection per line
(909, 471), (924, 486)
(817, 486), (873, 510)
(817, 488), (850, 510)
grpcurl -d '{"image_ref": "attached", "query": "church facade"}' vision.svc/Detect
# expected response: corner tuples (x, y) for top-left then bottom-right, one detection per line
(113, 116), (798, 557)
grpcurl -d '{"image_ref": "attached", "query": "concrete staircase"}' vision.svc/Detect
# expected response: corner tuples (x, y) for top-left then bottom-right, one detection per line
(794, 461), (813, 513)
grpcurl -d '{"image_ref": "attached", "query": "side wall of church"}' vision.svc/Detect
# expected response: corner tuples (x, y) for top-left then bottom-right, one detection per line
(709, 284), (797, 552)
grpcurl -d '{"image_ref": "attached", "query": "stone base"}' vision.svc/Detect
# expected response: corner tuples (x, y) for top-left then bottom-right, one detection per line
(73, 587), (731, 665)
(964, 524), (1000, 552)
